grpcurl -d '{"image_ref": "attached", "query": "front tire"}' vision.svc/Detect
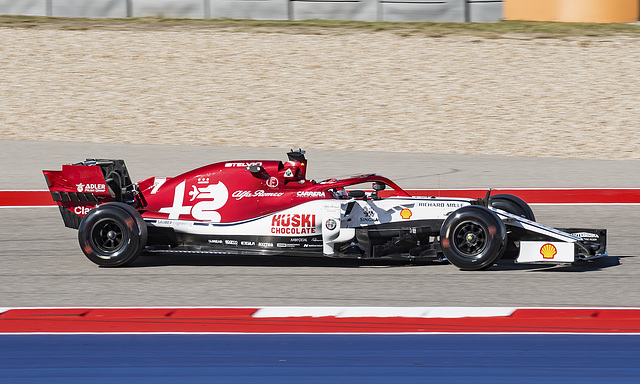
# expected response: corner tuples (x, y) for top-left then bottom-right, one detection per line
(489, 194), (535, 259)
(78, 202), (147, 267)
(440, 206), (507, 271)
(489, 194), (535, 221)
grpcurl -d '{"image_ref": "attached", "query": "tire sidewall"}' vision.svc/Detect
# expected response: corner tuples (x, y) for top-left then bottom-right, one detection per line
(440, 206), (506, 270)
(488, 194), (534, 259)
(78, 203), (146, 267)
(489, 194), (535, 221)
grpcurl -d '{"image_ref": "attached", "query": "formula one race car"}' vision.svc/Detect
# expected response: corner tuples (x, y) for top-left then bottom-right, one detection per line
(43, 150), (607, 270)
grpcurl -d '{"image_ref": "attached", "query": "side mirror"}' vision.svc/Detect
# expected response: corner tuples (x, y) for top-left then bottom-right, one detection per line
(348, 190), (366, 199)
(371, 182), (386, 200)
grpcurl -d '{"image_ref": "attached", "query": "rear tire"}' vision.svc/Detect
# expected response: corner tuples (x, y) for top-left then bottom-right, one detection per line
(440, 206), (507, 271)
(78, 202), (147, 267)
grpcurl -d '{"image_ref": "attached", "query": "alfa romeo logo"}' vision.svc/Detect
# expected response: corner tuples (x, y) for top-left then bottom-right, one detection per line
(325, 219), (337, 230)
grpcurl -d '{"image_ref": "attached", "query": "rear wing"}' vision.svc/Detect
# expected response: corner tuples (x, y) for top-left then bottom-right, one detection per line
(43, 159), (139, 229)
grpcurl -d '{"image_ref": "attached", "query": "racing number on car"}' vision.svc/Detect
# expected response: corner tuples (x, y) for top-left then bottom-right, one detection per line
(159, 180), (228, 221)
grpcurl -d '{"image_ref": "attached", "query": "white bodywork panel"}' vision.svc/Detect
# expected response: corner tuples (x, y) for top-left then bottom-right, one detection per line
(145, 194), (600, 263)
(517, 241), (575, 264)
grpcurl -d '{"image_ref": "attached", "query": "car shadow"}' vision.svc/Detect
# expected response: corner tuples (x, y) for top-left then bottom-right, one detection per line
(490, 255), (622, 272)
(126, 253), (623, 271)
(127, 252), (450, 268)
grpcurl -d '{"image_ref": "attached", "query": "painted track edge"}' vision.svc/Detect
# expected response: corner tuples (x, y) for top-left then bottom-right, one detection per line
(2, 307), (640, 334)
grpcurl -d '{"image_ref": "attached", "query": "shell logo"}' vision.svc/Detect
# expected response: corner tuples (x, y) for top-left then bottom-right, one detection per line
(400, 208), (412, 219)
(540, 243), (558, 259)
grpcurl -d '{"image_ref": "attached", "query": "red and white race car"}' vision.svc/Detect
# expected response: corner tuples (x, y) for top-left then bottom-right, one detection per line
(43, 150), (607, 270)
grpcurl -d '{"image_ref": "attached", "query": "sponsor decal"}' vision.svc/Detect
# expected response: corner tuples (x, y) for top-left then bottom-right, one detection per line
(241, 241), (256, 246)
(419, 202), (444, 207)
(159, 180), (228, 221)
(197, 177), (210, 184)
(303, 244), (323, 248)
(284, 169), (294, 178)
(73, 206), (94, 215)
(225, 162), (262, 168)
(232, 190), (285, 200)
(296, 191), (325, 198)
(325, 218), (337, 231)
(76, 183), (106, 193)
(225, 240), (238, 246)
(271, 214), (317, 234)
(540, 243), (557, 259)
(360, 206), (378, 222)
(418, 201), (464, 208)
(571, 232), (600, 241)
(277, 243), (298, 248)
(208, 239), (223, 244)
(400, 208), (412, 219)
(363, 206), (376, 217)
(258, 242), (274, 247)
(266, 177), (279, 188)
(290, 238), (308, 243)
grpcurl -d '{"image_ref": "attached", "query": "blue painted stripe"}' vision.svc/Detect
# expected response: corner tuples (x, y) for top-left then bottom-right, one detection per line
(1, 334), (639, 383)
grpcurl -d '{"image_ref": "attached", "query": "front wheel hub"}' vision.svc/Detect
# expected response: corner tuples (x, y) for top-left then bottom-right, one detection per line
(453, 221), (487, 257)
(465, 233), (477, 244)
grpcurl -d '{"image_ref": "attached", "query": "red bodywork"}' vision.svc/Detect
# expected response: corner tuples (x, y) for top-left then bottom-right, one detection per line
(138, 159), (410, 223)
(43, 164), (112, 217)
(44, 157), (411, 224)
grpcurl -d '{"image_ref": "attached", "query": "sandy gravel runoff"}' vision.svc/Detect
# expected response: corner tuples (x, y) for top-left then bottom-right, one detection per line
(1, 27), (639, 160)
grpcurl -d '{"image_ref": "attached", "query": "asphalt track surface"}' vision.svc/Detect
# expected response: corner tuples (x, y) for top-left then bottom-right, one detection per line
(1, 140), (639, 307)
(2, 334), (640, 384)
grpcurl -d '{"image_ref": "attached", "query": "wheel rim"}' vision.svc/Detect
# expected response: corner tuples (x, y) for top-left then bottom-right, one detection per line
(91, 219), (125, 256)
(452, 220), (487, 258)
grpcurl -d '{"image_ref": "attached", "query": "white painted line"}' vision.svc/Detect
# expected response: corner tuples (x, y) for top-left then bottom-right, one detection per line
(252, 307), (518, 318)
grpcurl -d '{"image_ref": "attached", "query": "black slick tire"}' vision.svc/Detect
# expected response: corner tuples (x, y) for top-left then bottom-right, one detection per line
(440, 206), (507, 271)
(489, 194), (535, 221)
(489, 194), (535, 259)
(78, 202), (147, 267)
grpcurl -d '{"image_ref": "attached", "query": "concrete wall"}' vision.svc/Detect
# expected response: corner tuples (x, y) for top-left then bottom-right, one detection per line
(52, 0), (127, 18)
(0, 0), (504, 22)
(132, 0), (206, 19)
(0, 0), (48, 16)
(468, 0), (503, 22)
(381, 0), (465, 22)
(292, 0), (378, 22)
(211, 0), (289, 20)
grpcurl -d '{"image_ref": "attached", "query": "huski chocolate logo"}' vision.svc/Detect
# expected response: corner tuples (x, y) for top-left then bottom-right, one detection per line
(271, 214), (317, 234)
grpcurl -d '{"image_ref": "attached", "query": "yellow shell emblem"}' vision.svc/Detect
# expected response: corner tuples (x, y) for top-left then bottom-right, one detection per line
(400, 209), (412, 219)
(540, 243), (558, 259)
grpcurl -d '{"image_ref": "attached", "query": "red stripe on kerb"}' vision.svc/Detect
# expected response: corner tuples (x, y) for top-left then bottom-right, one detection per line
(0, 191), (54, 206)
(1, 189), (640, 207)
(1, 308), (639, 334)
(384, 189), (640, 204)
